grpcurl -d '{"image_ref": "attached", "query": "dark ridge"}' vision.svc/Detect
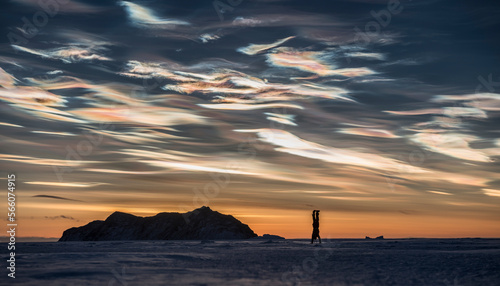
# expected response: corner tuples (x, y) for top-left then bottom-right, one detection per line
(59, 206), (257, 241)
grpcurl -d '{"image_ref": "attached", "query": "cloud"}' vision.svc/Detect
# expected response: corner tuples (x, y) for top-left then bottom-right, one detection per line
(26, 182), (108, 188)
(33, 195), (82, 202)
(119, 60), (203, 82)
(346, 52), (385, 60)
(0, 154), (97, 167)
(434, 93), (500, 112)
(121, 60), (354, 103)
(410, 132), (495, 162)
(0, 83), (89, 123)
(12, 0), (102, 13)
(70, 106), (207, 126)
(11, 45), (111, 63)
(31, 131), (76, 136)
(386, 106), (488, 119)
(0, 122), (23, 128)
(0, 85), (66, 107)
(433, 93), (500, 102)
(119, 1), (190, 28)
(483, 189), (500, 197)
(199, 34), (221, 43)
(238, 36), (295, 55)
(83, 129), (165, 145)
(266, 48), (335, 76)
(0, 67), (17, 89)
(442, 107), (487, 119)
(45, 215), (77, 220)
(235, 129), (427, 174)
(82, 168), (165, 175)
(427, 190), (453, 196)
(232, 17), (265, 26)
(337, 128), (399, 138)
(266, 47), (375, 77)
(198, 103), (303, 111)
(140, 160), (255, 175)
(385, 108), (444, 116)
(265, 113), (297, 126)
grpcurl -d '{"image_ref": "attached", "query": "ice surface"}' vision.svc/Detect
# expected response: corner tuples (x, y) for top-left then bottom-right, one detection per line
(8, 239), (500, 285)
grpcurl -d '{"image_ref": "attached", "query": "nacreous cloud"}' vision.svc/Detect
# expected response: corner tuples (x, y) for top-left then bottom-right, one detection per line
(119, 1), (190, 28)
(267, 47), (375, 77)
(0, 67), (17, 88)
(11, 45), (111, 63)
(198, 103), (303, 111)
(71, 106), (207, 127)
(483, 189), (500, 197)
(238, 36), (295, 55)
(411, 132), (498, 163)
(120, 60), (353, 102)
(346, 52), (385, 61)
(26, 182), (108, 188)
(337, 128), (399, 138)
(235, 129), (426, 174)
(434, 93), (500, 112)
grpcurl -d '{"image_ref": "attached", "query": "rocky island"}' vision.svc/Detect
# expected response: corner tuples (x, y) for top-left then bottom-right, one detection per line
(59, 206), (257, 241)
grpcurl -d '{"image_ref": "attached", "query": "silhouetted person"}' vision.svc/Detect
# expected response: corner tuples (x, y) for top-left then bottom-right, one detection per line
(311, 210), (321, 244)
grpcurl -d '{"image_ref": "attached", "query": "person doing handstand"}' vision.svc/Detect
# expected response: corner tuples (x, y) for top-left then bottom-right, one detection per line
(311, 210), (321, 244)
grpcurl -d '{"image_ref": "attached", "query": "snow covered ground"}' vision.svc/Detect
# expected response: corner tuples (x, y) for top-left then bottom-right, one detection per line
(9, 239), (500, 285)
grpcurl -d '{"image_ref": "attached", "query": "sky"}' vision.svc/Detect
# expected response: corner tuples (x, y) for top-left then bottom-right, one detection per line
(0, 0), (499, 239)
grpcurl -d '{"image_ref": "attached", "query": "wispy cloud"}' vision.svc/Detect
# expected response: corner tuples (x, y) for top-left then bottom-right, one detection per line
(11, 45), (111, 63)
(0, 122), (23, 128)
(33, 195), (82, 202)
(238, 36), (295, 55)
(0, 154), (91, 167)
(427, 190), (453, 196)
(265, 113), (297, 126)
(119, 1), (190, 28)
(31, 131), (76, 136)
(337, 128), (399, 138)
(346, 52), (385, 60)
(0, 67), (17, 88)
(26, 182), (108, 188)
(411, 132), (496, 162)
(120, 60), (354, 103)
(13, 0), (102, 13)
(198, 103), (303, 110)
(45, 215), (77, 220)
(434, 93), (500, 112)
(235, 128), (427, 174)
(71, 106), (207, 126)
(483, 189), (500, 197)
(267, 47), (375, 77)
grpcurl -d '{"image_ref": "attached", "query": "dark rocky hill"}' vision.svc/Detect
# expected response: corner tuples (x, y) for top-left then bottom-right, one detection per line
(59, 206), (257, 241)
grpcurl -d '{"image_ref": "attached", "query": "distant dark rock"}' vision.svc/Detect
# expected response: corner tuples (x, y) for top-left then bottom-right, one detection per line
(253, 234), (285, 240)
(59, 206), (257, 241)
(366, 235), (384, 240)
(262, 234), (285, 240)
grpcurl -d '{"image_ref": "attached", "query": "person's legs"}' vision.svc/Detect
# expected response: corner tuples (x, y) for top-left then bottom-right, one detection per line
(318, 235), (321, 244)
